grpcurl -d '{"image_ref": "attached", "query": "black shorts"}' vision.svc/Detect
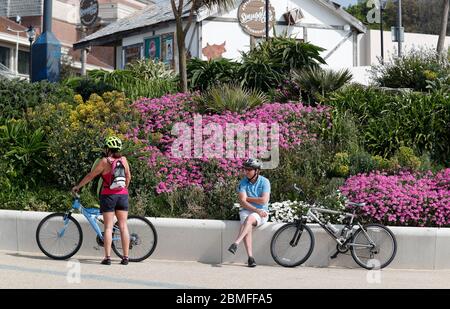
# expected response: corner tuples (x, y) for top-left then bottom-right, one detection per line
(100, 194), (129, 213)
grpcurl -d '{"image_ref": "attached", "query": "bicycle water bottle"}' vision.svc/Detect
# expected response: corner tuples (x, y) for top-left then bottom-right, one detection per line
(326, 222), (339, 235)
(339, 226), (350, 242)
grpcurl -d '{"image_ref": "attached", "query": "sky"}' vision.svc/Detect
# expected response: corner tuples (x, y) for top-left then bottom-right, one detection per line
(333, 0), (359, 7)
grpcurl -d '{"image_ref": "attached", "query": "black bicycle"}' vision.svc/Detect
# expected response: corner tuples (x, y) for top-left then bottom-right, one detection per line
(270, 185), (397, 270)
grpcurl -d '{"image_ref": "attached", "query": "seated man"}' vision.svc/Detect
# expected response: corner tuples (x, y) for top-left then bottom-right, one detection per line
(228, 158), (270, 267)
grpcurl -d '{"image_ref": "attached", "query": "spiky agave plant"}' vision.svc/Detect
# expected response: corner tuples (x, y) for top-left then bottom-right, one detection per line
(293, 67), (353, 104)
(195, 82), (268, 114)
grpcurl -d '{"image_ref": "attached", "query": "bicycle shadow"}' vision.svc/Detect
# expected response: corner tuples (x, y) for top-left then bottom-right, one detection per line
(6, 252), (104, 265)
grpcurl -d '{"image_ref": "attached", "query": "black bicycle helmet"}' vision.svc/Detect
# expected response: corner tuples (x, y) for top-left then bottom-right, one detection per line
(243, 158), (263, 170)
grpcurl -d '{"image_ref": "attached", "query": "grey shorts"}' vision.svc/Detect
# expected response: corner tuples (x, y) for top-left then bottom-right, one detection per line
(99, 194), (129, 213)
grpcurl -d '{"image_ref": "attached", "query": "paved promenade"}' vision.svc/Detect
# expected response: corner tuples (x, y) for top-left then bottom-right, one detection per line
(1, 250), (450, 289)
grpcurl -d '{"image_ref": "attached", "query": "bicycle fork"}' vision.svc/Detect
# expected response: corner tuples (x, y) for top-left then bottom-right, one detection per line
(290, 217), (308, 247)
(59, 211), (73, 237)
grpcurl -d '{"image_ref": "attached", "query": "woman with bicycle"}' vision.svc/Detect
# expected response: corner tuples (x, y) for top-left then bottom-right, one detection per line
(72, 136), (132, 265)
(228, 158), (270, 267)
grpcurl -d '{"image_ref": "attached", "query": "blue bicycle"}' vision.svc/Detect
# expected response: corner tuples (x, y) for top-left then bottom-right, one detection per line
(36, 194), (157, 262)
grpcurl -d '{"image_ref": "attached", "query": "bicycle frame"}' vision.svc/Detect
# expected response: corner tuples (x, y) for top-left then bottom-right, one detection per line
(62, 197), (121, 242)
(304, 207), (376, 249)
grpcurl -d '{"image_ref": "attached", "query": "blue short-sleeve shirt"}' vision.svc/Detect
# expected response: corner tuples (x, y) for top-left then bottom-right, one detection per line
(237, 175), (271, 211)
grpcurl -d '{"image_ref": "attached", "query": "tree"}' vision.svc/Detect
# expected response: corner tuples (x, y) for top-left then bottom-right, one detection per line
(345, 0), (449, 35)
(171, 0), (235, 92)
(437, 0), (449, 53)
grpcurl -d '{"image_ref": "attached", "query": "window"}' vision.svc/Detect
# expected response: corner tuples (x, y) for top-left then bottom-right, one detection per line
(0, 46), (10, 68)
(122, 43), (143, 68)
(18, 50), (30, 75)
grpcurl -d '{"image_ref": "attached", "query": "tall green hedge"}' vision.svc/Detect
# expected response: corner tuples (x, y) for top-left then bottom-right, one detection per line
(328, 84), (450, 165)
(0, 79), (74, 122)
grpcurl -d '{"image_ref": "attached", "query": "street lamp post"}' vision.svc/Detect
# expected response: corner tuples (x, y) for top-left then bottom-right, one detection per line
(6, 25), (36, 79)
(26, 26), (36, 80)
(380, 0), (388, 64)
(265, 0), (269, 40)
(397, 0), (402, 57)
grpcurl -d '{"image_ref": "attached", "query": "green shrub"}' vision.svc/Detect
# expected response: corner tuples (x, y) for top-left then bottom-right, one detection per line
(267, 36), (326, 71)
(28, 91), (139, 188)
(0, 79), (74, 122)
(239, 47), (284, 92)
(268, 78), (302, 103)
(370, 48), (450, 91)
(0, 186), (72, 212)
(128, 158), (240, 220)
(372, 155), (392, 171)
(327, 84), (450, 165)
(125, 59), (178, 80)
(187, 58), (241, 91)
(292, 67), (352, 105)
(394, 146), (421, 171)
(63, 77), (117, 101)
(330, 152), (350, 177)
(239, 36), (326, 92)
(323, 108), (361, 154)
(127, 154), (165, 217)
(0, 119), (48, 188)
(265, 143), (338, 205)
(194, 83), (268, 114)
(349, 151), (379, 175)
(87, 59), (179, 100)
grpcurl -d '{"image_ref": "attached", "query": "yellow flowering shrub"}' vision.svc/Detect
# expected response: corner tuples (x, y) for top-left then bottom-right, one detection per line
(28, 91), (139, 188)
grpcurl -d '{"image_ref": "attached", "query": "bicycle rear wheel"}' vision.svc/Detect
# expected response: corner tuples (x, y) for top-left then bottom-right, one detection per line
(112, 215), (158, 262)
(270, 222), (315, 267)
(351, 223), (397, 269)
(36, 213), (83, 260)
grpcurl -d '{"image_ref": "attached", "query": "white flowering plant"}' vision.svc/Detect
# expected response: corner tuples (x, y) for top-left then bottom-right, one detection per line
(268, 190), (348, 223)
(268, 200), (314, 223)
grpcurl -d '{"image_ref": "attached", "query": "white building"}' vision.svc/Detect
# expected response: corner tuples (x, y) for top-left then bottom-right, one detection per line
(360, 29), (450, 66)
(74, 0), (367, 70)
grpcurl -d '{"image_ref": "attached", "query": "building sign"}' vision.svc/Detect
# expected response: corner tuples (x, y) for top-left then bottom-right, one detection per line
(283, 8), (303, 25)
(122, 43), (143, 67)
(80, 0), (99, 27)
(238, 0), (275, 37)
(161, 33), (174, 69)
(144, 36), (161, 60)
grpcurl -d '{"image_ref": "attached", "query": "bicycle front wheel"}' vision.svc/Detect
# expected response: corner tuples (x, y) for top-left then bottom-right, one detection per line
(112, 215), (158, 262)
(351, 223), (397, 270)
(270, 222), (315, 267)
(36, 213), (83, 260)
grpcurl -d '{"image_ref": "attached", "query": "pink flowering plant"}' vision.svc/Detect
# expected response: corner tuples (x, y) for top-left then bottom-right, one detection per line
(128, 93), (331, 195)
(340, 169), (450, 227)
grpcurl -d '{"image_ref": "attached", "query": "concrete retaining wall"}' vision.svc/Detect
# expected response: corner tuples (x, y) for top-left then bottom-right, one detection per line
(0, 209), (448, 269)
